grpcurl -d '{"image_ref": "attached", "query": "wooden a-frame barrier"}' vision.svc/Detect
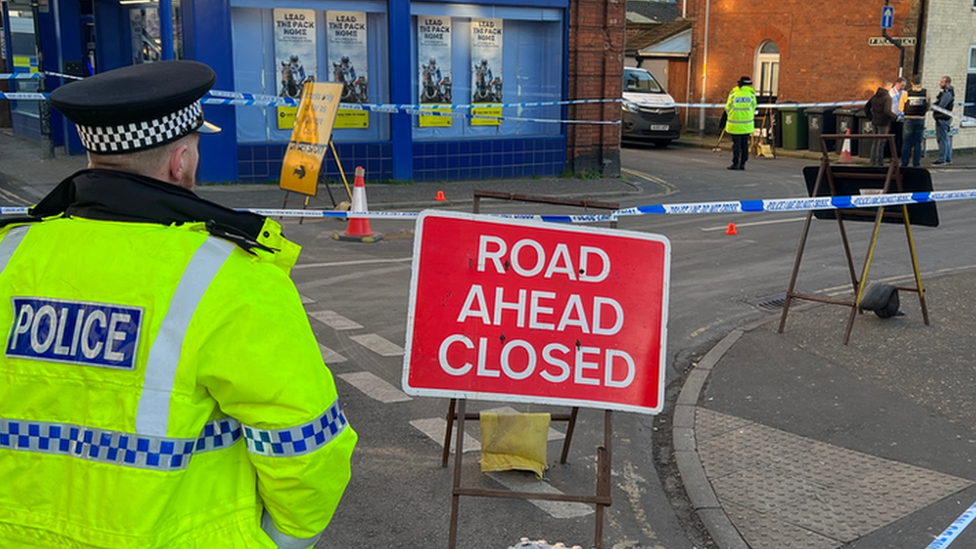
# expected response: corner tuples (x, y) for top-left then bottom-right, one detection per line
(436, 191), (623, 549)
(778, 133), (932, 344)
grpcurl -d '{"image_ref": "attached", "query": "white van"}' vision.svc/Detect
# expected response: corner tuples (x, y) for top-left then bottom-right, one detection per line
(621, 67), (681, 148)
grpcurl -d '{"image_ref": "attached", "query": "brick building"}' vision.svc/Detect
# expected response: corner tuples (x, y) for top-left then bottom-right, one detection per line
(683, 0), (923, 135)
(567, 0), (627, 176)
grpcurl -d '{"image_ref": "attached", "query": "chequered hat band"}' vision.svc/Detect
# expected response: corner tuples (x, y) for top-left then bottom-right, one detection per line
(76, 101), (205, 154)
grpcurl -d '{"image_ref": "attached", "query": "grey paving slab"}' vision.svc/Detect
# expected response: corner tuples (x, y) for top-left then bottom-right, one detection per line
(722, 501), (841, 549)
(697, 409), (974, 547)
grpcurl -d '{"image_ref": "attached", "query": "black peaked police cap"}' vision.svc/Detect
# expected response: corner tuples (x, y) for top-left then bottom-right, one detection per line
(49, 60), (220, 154)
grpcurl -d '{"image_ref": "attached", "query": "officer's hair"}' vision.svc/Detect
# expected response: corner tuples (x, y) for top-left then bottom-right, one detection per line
(911, 74), (922, 86)
(87, 134), (193, 176)
(942, 75), (952, 84)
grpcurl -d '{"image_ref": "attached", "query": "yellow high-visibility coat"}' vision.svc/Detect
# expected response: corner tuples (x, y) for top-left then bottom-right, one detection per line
(0, 170), (356, 549)
(725, 85), (757, 135)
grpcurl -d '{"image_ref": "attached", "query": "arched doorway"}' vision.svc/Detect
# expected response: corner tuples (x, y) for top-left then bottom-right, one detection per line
(755, 40), (780, 101)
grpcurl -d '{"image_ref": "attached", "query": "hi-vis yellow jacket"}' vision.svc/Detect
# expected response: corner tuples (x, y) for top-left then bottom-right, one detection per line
(0, 170), (357, 549)
(725, 85), (757, 135)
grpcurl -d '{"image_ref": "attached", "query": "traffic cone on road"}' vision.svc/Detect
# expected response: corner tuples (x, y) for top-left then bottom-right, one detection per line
(840, 129), (852, 163)
(726, 223), (737, 235)
(334, 167), (383, 242)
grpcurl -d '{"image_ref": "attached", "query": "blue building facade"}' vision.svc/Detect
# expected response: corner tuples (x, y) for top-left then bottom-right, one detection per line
(2, 0), (571, 184)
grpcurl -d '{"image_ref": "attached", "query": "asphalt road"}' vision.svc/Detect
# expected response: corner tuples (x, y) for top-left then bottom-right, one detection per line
(6, 142), (976, 549)
(275, 144), (976, 549)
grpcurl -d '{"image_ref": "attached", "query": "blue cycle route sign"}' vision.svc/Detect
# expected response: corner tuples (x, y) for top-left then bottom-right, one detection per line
(881, 6), (894, 29)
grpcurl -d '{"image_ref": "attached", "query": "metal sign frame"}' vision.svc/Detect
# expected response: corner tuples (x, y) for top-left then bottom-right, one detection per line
(778, 133), (930, 344)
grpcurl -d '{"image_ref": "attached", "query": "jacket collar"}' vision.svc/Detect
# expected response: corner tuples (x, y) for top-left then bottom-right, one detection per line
(22, 169), (270, 252)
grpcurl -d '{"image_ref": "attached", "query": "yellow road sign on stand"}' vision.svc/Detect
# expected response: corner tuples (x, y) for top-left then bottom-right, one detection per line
(280, 82), (343, 196)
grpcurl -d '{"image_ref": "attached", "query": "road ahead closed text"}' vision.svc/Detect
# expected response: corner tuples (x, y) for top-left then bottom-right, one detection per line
(403, 211), (670, 414)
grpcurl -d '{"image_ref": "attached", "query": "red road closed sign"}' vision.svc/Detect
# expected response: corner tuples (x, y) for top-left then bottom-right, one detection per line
(402, 211), (670, 415)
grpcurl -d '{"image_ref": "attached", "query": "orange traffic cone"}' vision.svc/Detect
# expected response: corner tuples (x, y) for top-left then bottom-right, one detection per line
(435, 190), (446, 201)
(334, 167), (383, 242)
(840, 129), (852, 163)
(726, 223), (737, 235)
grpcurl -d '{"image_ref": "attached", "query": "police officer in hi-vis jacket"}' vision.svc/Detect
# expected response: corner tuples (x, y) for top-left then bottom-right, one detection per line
(0, 60), (356, 549)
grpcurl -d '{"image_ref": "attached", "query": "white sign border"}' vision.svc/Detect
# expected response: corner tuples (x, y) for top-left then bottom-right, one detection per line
(401, 209), (671, 415)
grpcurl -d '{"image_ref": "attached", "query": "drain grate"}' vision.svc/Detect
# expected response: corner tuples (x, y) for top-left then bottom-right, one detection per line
(754, 294), (788, 310)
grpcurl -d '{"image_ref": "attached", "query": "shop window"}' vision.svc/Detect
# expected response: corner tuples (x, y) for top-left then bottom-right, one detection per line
(411, 4), (565, 140)
(7, 9), (39, 118)
(230, 3), (389, 143)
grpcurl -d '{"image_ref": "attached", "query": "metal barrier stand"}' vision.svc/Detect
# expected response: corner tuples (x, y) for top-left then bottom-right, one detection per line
(778, 133), (929, 344)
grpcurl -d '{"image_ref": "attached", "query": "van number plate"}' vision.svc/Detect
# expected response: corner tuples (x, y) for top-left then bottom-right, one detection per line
(650, 125), (669, 131)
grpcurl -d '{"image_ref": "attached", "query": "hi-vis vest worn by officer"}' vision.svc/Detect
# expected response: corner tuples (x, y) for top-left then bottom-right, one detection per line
(0, 170), (357, 549)
(725, 85), (757, 135)
(902, 88), (929, 118)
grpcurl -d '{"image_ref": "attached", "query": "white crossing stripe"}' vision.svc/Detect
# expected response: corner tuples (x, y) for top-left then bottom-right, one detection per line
(485, 472), (595, 518)
(409, 417), (480, 454)
(299, 294), (315, 304)
(482, 406), (566, 441)
(350, 333), (405, 357)
(338, 372), (411, 403)
(318, 344), (347, 364)
(307, 310), (363, 330)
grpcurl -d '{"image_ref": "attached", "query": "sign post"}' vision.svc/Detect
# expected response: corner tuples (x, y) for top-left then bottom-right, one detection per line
(403, 211), (670, 549)
(880, 2), (905, 77)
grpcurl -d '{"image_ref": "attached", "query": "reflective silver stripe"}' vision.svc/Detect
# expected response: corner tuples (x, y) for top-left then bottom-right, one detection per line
(0, 226), (29, 275)
(243, 399), (348, 457)
(0, 416), (241, 471)
(136, 237), (235, 436)
(261, 512), (323, 549)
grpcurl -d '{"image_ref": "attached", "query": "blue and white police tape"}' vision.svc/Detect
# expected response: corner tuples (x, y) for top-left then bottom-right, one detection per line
(251, 189), (976, 221)
(7, 189), (975, 222)
(245, 208), (614, 224)
(616, 190), (976, 217)
(931, 104), (976, 126)
(0, 73), (40, 80)
(925, 498), (976, 549)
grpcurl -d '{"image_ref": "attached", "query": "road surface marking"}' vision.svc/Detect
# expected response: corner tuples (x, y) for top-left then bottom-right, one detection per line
(338, 372), (411, 403)
(485, 472), (594, 518)
(308, 310), (363, 330)
(318, 344), (347, 364)
(297, 265), (412, 291)
(350, 333), (405, 357)
(294, 257), (413, 270)
(300, 294), (315, 304)
(701, 216), (805, 232)
(410, 417), (480, 454)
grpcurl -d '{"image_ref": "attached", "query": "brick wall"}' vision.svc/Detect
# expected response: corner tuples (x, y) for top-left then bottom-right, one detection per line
(567, 0), (626, 175)
(685, 0), (922, 133)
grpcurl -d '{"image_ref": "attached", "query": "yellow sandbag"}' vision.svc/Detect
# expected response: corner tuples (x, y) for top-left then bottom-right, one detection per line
(479, 412), (550, 479)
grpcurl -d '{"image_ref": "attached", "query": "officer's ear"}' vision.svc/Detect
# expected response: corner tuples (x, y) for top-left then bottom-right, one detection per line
(167, 142), (190, 185)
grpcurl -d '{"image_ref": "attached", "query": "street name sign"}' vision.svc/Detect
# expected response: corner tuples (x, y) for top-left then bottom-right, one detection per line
(402, 211), (671, 415)
(869, 37), (916, 46)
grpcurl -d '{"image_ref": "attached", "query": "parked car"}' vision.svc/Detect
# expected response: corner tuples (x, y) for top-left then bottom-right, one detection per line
(621, 67), (681, 148)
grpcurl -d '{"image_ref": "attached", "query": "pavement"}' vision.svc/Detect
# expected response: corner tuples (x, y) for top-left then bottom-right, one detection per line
(3, 127), (976, 549)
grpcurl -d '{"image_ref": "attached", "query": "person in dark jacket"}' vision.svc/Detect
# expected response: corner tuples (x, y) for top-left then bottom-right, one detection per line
(899, 75), (929, 168)
(868, 82), (898, 167)
(933, 75), (955, 165)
